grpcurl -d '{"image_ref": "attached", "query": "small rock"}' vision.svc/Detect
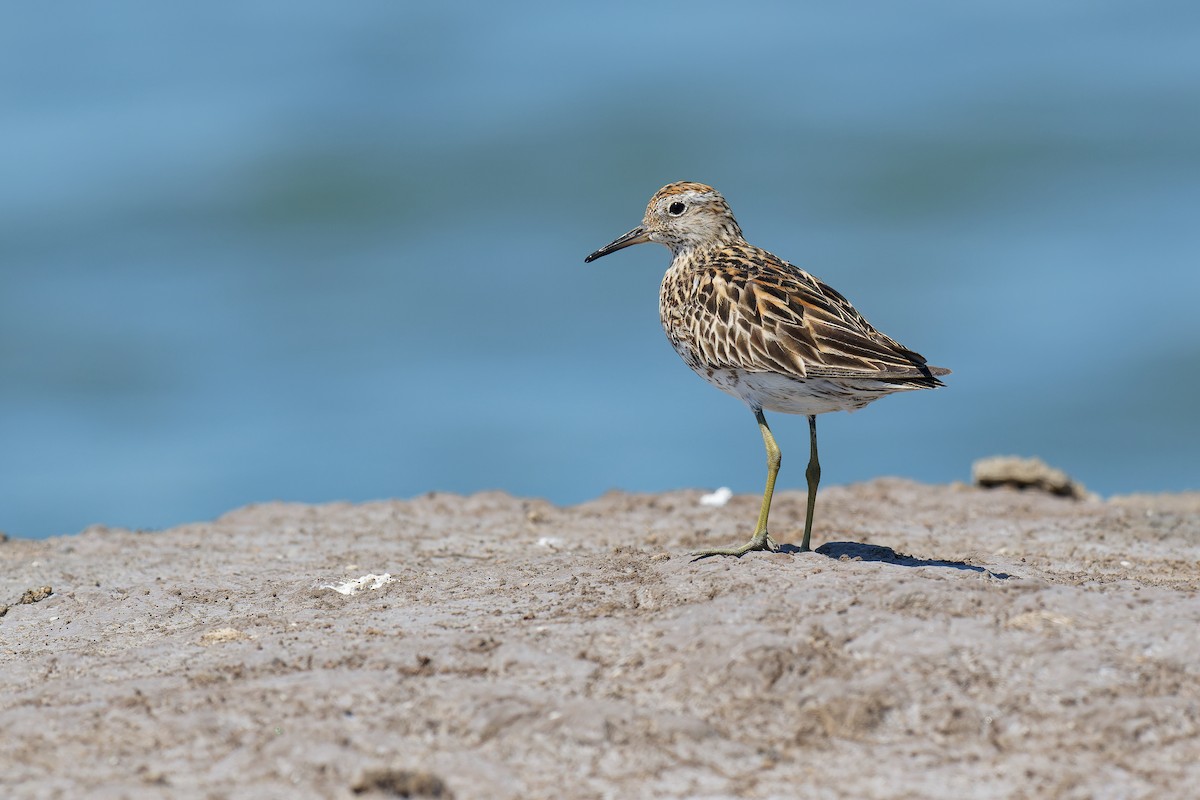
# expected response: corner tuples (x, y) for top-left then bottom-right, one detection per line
(352, 767), (452, 798)
(971, 456), (1093, 500)
(19, 586), (53, 604)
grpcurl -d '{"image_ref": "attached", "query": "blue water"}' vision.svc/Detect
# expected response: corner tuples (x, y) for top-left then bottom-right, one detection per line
(3, 2), (1199, 539)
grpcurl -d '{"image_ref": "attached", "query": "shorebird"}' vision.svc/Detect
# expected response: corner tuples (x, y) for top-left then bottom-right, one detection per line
(585, 182), (948, 559)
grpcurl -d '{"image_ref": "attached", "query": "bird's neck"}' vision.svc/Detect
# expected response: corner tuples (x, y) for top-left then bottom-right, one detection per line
(668, 234), (747, 267)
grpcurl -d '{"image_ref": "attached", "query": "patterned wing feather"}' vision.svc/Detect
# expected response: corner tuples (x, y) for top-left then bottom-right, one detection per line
(683, 245), (946, 385)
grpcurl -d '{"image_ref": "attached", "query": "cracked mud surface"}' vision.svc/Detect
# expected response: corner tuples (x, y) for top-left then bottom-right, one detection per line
(3, 479), (1199, 798)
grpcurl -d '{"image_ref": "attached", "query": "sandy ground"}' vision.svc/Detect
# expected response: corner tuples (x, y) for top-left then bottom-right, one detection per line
(2, 479), (1200, 799)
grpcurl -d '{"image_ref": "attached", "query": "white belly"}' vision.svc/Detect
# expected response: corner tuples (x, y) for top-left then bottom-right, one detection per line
(688, 365), (904, 416)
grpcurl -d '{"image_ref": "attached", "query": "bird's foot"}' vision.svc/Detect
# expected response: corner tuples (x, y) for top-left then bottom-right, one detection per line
(690, 530), (777, 561)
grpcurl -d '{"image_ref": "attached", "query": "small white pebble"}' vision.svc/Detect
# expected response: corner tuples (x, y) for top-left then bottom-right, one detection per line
(700, 487), (733, 507)
(536, 536), (563, 549)
(1120, 561), (1132, 567)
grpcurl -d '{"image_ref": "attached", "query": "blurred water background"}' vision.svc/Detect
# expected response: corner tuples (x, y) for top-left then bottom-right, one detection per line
(3, 2), (1198, 539)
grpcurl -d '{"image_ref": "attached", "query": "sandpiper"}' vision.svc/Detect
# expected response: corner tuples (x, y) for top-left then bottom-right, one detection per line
(585, 182), (949, 559)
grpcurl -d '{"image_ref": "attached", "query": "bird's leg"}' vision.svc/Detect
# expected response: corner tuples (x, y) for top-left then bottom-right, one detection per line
(798, 414), (819, 552)
(691, 409), (780, 560)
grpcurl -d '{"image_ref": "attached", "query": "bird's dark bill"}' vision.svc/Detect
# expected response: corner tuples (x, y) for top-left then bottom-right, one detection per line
(585, 226), (650, 262)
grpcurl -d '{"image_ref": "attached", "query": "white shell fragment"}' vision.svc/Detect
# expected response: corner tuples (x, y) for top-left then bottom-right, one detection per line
(322, 573), (394, 595)
(699, 487), (733, 507)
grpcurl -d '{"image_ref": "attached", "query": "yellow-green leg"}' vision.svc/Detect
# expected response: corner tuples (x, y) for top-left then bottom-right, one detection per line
(691, 409), (781, 560)
(799, 414), (819, 553)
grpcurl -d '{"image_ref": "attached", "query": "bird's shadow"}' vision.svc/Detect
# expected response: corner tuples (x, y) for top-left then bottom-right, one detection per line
(777, 541), (1014, 580)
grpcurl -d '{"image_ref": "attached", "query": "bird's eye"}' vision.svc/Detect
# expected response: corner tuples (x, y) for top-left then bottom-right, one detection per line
(667, 201), (687, 216)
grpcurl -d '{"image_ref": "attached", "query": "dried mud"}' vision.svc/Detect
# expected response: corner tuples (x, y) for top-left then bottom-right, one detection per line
(2, 479), (1199, 799)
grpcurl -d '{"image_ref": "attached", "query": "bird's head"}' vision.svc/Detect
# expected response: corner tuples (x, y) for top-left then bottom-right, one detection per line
(585, 182), (744, 263)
